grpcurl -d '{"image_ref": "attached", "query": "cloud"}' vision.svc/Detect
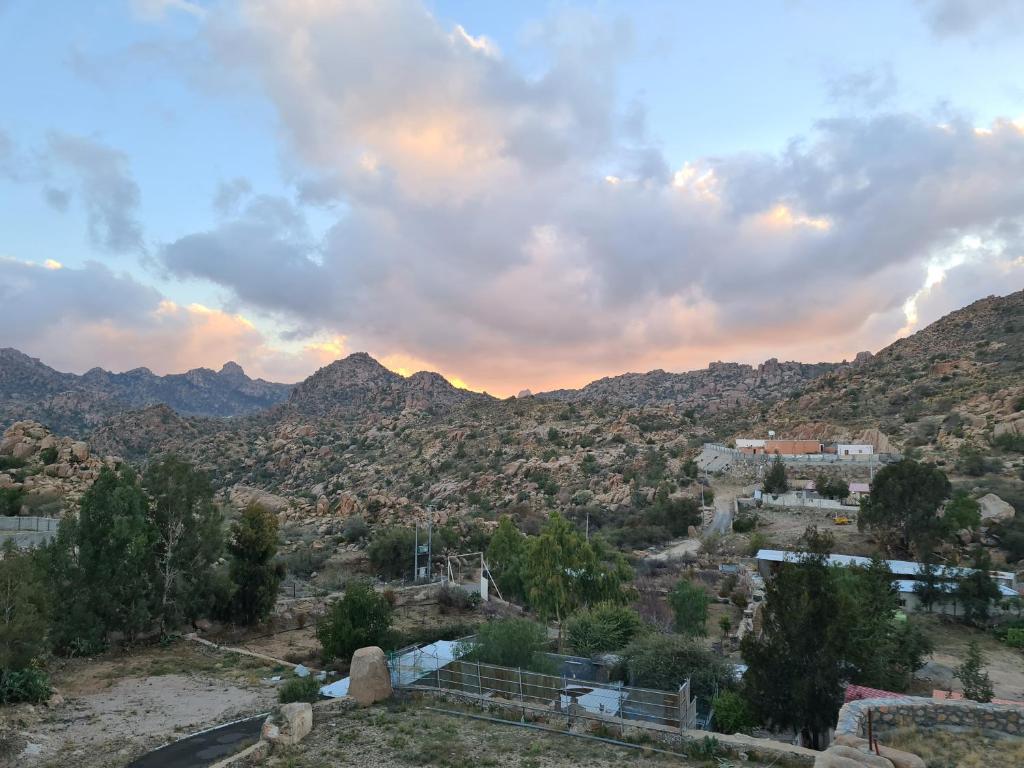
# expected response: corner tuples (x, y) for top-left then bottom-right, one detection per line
(141, 0), (1024, 394)
(46, 133), (145, 254)
(915, 0), (1022, 36)
(0, 257), (332, 382)
(212, 176), (252, 215)
(826, 64), (897, 109)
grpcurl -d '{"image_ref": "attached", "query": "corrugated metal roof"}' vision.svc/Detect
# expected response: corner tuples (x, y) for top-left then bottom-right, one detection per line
(755, 549), (1014, 582)
(894, 579), (1018, 598)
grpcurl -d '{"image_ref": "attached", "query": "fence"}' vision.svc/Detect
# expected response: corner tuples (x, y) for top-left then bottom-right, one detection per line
(0, 516), (59, 532)
(390, 644), (698, 737)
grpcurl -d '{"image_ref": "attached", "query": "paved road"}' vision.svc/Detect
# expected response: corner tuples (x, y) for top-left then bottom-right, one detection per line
(125, 714), (266, 768)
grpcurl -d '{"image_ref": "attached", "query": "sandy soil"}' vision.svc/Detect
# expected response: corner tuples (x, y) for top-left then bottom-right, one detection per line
(910, 615), (1024, 701)
(5, 643), (279, 768)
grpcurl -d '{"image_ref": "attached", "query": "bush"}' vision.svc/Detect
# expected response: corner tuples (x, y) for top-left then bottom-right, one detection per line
(1004, 627), (1024, 648)
(669, 579), (709, 636)
(732, 515), (757, 534)
(0, 456), (26, 472)
(317, 581), (393, 663)
(712, 690), (756, 734)
(437, 584), (482, 612)
(747, 531), (769, 556)
(0, 668), (52, 704)
(622, 634), (735, 700)
(367, 527), (416, 581)
(565, 603), (645, 656)
(39, 447), (58, 465)
(278, 674), (320, 703)
(0, 487), (25, 516)
(387, 621), (478, 650)
(342, 515), (369, 542)
(460, 618), (553, 673)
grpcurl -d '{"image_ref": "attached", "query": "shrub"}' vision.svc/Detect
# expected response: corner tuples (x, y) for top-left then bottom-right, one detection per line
(0, 668), (52, 704)
(732, 515), (757, 534)
(712, 690), (756, 734)
(669, 579), (709, 636)
(0, 487), (25, 516)
(278, 674), (320, 703)
(565, 603), (645, 656)
(437, 584), (482, 612)
(317, 581), (393, 663)
(0, 456), (26, 472)
(342, 515), (369, 542)
(747, 532), (769, 556)
(39, 446), (59, 465)
(622, 634), (735, 700)
(1004, 627), (1024, 648)
(367, 527), (416, 581)
(459, 618), (553, 673)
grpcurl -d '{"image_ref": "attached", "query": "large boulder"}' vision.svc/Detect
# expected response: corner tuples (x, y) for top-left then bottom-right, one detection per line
(347, 646), (393, 706)
(978, 493), (1015, 524)
(832, 735), (924, 768)
(261, 702), (313, 748)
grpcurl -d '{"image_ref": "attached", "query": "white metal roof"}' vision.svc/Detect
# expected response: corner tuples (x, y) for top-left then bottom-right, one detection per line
(893, 579), (1018, 598)
(755, 549), (1014, 583)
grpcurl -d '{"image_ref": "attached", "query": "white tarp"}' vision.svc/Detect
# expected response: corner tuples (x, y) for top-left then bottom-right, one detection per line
(320, 639), (466, 698)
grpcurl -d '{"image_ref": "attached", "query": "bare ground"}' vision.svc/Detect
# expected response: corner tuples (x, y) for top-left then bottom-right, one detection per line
(4, 642), (280, 768)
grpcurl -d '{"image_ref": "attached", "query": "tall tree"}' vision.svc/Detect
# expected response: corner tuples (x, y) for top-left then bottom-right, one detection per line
(742, 528), (845, 750)
(75, 466), (156, 644)
(228, 504), (284, 626)
(955, 546), (1002, 626)
(0, 542), (49, 672)
(143, 455), (225, 633)
(485, 516), (527, 601)
(955, 640), (993, 702)
(859, 459), (950, 556)
(763, 455), (788, 494)
(913, 558), (945, 613)
(669, 579), (709, 636)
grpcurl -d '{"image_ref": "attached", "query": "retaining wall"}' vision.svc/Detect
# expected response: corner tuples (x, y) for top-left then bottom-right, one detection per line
(835, 696), (1023, 740)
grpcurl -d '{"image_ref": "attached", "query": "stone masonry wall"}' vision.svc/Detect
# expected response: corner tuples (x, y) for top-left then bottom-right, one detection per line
(835, 696), (1023, 740)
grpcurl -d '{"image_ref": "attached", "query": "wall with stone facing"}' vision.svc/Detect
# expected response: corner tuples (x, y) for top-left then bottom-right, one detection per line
(835, 696), (1023, 740)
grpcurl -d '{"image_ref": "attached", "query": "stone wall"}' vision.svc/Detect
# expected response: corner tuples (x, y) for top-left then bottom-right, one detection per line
(835, 696), (1023, 740)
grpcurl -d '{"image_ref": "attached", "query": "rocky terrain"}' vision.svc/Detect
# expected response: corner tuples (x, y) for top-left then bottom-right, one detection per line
(0, 348), (292, 433)
(542, 357), (841, 412)
(1, 291), (1022, 570)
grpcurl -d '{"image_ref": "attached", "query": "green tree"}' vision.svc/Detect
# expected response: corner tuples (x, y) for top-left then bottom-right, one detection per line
(565, 602), (644, 655)
(75, 466), (156, 644)
(44, 516), (105, 655)
(623, 633), (734, 702)
(913, 558), (946, 613)
(228, 504), (284, 626)
(955, 640), (993, 702)
(0, 542), (49, 673)
(669, 579), (709, 636)
(814, 472), (849, 500)
(955, 546), (1002, 626)
(763, 455), (788, 494)
(460, 618), (552, 672)
(943, 491), (981, 534)
(367, 527), (416, 581)
(741, 530), (844, 749)
(317, 581), (392, 662)
(485, 517), (527, 601)
(712, 690), (756, 734)
(859, 459), (950, 556)
(143, 455), (225, 633)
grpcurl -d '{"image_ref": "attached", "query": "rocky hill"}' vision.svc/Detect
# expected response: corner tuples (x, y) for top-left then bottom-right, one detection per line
(542, 358), (840, 412)
(0, 349), (292, 434)
(283, 353), (492, 417)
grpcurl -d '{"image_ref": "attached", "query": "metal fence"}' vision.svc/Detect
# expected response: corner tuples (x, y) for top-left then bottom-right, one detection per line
(0, 516), (59, 532)
(390, 644), (698, 737)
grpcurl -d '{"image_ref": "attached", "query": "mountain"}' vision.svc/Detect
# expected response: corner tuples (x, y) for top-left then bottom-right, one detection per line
(0, 349), (293, 434)
(541, 358), (841, 413)
(760, 291), (1024, 453)
(284, 352), (492, 417)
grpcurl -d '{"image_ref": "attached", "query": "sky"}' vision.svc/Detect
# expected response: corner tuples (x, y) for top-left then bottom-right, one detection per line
(1, 0), (1023, 396)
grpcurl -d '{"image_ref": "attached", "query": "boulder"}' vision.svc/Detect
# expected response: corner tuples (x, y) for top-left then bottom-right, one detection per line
(978, 493), (1015, 524)
(261, 702), (313, 748)
(70, 442), (89, 462)
(347, 646), (393, 706)
(828, 745), (895, 768)
(12, 442), (35, 460)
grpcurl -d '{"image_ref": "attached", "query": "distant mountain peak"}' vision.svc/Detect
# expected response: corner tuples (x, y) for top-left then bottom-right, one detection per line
(218, 361), (246, 377)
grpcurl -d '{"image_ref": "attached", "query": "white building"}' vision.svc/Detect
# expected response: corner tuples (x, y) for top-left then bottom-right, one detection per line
(836, 444), (873, 456)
